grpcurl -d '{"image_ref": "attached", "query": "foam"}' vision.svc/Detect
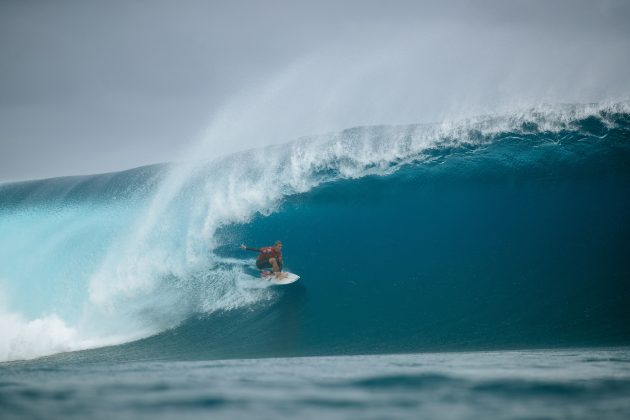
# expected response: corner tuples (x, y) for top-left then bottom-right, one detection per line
(0, 311), (78, 362)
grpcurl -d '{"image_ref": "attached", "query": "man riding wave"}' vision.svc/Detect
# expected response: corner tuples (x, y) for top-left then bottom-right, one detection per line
(240, 240), (287, 279)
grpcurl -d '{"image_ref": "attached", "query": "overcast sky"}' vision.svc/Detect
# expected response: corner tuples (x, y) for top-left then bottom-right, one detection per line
(1, 0), (629, 182)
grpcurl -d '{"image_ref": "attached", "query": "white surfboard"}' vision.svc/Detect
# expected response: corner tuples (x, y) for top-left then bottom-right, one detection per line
(263, 271), (300, 285)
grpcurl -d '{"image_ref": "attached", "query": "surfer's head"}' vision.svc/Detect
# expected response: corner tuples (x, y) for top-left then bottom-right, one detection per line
(273, 240), (283, 252)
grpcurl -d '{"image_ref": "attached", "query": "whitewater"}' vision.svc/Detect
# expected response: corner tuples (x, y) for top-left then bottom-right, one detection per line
(0, 101), (629, 363)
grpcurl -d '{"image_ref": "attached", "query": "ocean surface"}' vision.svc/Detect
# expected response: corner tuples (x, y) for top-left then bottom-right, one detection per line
(2, 349), (630, 420)
(1, 102), (629, 418)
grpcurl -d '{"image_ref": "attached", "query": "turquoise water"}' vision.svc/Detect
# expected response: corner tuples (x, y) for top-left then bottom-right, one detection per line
(1, 103), (629, 418)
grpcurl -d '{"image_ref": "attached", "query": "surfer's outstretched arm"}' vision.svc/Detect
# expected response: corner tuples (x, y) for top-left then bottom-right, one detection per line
(240, 244), (260, 252)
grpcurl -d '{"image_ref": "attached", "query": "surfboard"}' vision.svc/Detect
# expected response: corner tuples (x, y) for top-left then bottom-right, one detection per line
(261, 271), (300, 285)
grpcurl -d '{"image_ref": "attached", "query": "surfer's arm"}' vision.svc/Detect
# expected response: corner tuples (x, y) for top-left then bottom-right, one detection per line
(240, 244), (260, 252)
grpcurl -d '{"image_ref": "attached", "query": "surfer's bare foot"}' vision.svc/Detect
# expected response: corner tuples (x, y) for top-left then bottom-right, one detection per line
(275, 272), (287, 279)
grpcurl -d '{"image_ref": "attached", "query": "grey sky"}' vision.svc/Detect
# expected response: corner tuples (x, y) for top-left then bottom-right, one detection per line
(1, 0), (629, 182)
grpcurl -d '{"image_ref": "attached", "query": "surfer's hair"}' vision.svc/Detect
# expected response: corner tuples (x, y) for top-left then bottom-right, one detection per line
(274, 240), (283, 246)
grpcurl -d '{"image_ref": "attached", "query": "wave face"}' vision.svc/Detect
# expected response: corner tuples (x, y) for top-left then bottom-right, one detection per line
(1, 103), (629, 362)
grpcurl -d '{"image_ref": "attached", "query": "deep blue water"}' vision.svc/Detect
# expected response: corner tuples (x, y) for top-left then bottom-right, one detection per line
(1, 103), (629, 418)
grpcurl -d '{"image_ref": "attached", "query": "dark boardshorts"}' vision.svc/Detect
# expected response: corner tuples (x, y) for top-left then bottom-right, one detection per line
(256, 259), (273, 270)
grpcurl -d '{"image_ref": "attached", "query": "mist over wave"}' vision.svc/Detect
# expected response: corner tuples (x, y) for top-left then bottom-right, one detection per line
(0, 102), (629, 362)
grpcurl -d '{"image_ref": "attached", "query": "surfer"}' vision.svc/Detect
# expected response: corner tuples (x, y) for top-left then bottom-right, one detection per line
(240, 240), (287, 279)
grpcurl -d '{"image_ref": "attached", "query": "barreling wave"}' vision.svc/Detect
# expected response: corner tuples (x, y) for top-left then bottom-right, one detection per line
(1, 102), (629, 363)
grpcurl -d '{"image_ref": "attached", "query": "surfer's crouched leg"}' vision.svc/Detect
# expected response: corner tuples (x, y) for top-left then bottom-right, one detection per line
(268, 257), (281, 272)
